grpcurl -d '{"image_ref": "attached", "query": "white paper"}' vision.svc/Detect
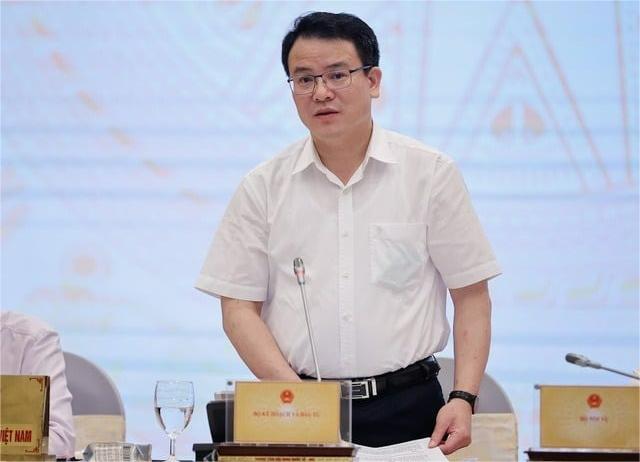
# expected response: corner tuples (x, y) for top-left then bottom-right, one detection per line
(355, 437), (449, 461)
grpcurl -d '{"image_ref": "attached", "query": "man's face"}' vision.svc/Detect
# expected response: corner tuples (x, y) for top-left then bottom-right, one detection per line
(287, 37), (381, 140)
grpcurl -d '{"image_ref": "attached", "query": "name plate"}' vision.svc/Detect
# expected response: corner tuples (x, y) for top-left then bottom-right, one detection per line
(539, 385), (639, 449)
(0, 375), (50, 457)
(234, 381), (341, 444)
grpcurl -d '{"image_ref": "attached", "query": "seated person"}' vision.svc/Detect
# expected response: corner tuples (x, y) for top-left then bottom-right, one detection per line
(1, 310), (75, 459)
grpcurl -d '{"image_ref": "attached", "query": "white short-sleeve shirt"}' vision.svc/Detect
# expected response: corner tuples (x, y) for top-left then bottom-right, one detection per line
(196, 125), (501, 378)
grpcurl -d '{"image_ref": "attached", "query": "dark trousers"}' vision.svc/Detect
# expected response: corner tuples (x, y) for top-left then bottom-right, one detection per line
(351, 376), (445, 447)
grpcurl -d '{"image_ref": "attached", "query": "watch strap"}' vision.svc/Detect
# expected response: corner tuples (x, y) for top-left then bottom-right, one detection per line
(448, 390), (477, 413)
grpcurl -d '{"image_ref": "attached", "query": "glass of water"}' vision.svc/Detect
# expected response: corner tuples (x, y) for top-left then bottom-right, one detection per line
(154, 380), (194, 462)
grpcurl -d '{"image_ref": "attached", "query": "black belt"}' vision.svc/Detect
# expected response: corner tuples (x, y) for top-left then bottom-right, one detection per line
(301, 356), (440, 400)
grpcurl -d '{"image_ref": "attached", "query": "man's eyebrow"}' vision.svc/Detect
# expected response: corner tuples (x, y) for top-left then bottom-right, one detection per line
(291, 61), (351, 75)
(326, 61), (350, 69)
(292, 66), (314, 74)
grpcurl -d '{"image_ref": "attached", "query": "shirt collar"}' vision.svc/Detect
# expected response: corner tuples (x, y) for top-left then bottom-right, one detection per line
(291, 123), (398, 176)
(365, 124), (398, 165)
(291, 137), (318, 175)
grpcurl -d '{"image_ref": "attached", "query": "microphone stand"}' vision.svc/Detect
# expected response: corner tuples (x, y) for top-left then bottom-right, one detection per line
(294, 258), (321, 382)
(591, 364), (639, 380)
(566, 353), (640, 380)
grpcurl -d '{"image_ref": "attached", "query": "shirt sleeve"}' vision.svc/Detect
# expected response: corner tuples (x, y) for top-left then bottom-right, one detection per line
(195, 176), (270, 301)
(22, 330), (76, 459)
(426, 157), (501, 289)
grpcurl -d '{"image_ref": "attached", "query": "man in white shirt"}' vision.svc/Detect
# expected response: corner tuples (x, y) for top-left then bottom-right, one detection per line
(196, 12), (500, 454)
(0, 311), (76, 459)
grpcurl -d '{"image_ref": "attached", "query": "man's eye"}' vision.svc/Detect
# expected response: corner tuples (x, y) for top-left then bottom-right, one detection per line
(329, 71), (349, 80)
(297, 76), (315, 85)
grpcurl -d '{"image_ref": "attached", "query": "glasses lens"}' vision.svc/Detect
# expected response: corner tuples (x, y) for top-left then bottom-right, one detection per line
(291, 75), (315, 94)
(324, 70), (351, 90)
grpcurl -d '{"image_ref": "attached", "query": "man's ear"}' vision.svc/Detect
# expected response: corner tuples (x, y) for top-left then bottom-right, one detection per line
(368, 67), (382, 98)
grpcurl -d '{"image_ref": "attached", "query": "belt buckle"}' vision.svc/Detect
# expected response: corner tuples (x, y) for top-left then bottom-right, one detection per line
(351, 378), (377, 400)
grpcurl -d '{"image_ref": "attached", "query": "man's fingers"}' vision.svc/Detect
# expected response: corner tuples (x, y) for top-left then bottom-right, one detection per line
(428, 418), (448, 448)
(439, 430), (471, 455)
(438, 433), (459, 455)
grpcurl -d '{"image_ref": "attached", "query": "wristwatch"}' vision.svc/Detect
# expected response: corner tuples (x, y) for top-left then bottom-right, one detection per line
(448, 390), (477, 413)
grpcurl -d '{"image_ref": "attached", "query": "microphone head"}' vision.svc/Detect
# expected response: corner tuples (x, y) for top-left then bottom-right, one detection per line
(293, 258), (305, 284)
(566, 352), (590, 367)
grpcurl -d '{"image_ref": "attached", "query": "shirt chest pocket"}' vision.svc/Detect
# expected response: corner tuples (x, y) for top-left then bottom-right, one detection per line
(369, 223), (427, 291)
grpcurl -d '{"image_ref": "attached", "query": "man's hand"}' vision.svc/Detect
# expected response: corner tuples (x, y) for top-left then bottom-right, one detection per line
(428, 399), (472, 455)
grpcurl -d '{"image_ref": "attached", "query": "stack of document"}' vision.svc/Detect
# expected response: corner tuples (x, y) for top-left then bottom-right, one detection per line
(355, 438), (448, 461)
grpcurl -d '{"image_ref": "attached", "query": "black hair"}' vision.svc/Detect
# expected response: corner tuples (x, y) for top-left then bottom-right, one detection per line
(281, 12), (380, 76)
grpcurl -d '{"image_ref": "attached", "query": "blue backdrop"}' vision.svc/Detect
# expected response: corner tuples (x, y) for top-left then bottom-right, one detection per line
(2, 1), (638, 459)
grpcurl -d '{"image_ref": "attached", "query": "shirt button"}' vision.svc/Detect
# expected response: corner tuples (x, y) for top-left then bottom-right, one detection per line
(342, 314), (352, 322)
(341, 231), (349, 238)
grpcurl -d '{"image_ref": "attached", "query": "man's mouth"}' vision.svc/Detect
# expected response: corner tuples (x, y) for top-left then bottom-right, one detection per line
(314, 109), (339, 117)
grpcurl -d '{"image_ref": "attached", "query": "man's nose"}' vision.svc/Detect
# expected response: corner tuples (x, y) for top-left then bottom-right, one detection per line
(313, 77), (334, 101)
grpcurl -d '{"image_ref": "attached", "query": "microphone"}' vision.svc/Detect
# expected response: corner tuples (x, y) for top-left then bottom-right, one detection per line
(565, 352), (639, 380)
(293, 257), (305, 285)
(293, 258), (321, 382)
(565, 353), (600, 368)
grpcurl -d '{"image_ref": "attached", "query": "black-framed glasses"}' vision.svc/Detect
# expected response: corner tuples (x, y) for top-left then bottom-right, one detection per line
(287, 65), (373, 95)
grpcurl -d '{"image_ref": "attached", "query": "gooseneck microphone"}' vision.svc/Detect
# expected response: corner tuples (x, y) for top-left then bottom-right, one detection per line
(565, 352), (639, 380)
(565, 353), (597, 368)
(293, 258), (321, 382)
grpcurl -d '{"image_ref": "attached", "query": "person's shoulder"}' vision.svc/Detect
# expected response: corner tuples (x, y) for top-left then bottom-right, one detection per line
(0, 311), (56, 340)
(244, 137), (308, 181)
(382, 127), (454, 165)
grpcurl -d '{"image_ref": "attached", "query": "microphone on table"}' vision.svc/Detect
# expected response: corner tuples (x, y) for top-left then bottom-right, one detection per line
(293, 257), (321, 382)
(565, 353), (639, 380)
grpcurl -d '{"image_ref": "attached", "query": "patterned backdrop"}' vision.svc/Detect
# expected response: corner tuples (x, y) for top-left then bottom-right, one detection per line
(2, 1), (638, 460)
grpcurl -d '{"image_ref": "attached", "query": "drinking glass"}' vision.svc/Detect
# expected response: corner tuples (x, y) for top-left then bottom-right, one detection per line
(154, 380), (194, 462)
